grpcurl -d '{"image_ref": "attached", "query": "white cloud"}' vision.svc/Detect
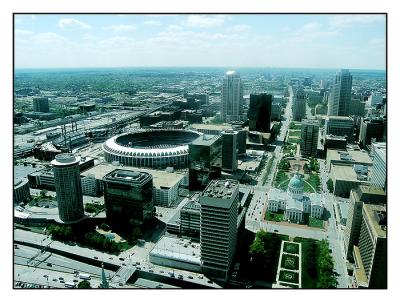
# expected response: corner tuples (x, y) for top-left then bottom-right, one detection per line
(329, 15), (385, 29)
(104, 24), (137, 32)
(183, 15), (228, 28)
(301, 22), (320, 31)
(166, 25), (182, 31)
(368, 38), (385, 46)
(144, 20), (161, 26)
(57, 18), (91, 30)
(228, 24), (251, 33)
(15, 29), (34, 36)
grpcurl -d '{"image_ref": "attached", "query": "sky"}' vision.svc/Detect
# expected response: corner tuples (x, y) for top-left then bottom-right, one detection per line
(14, 14), (386, 70)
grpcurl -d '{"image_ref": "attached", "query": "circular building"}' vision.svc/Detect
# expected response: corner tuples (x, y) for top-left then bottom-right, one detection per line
(14, 178), (31, 204)
(102, 129), (201, 169)
(287, 172), (304, 200)
(51, 153), (84, 223)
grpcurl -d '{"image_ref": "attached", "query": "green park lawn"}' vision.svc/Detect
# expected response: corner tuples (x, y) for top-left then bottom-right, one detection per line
(265, 211), (284, 222)
(308, 217), (324, 229)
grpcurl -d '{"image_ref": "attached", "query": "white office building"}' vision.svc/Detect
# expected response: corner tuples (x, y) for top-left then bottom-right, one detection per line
(328, 69), (352, 116)
(221, 71), (243, 122)
(370, 143), (386, 191)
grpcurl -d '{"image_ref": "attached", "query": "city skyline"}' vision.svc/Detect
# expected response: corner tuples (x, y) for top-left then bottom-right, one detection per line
(14, 14), (386, 70)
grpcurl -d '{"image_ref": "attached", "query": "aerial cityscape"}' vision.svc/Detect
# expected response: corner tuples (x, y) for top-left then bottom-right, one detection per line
(13, 14), (387, 289)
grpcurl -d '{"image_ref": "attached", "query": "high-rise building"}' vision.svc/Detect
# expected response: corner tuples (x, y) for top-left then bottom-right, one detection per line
(232, 125), (247, 156)
(271, 101), (282, 121)
(221, 71), (243, 122)
(103, 169), (154, 227)
(325, 116), (354, 142)
(370, 143), (386, 191)
(358, 117), (386, 148)
(300, 119), (319, 156)
(51, 153), (84, 223)
(188, 134), (222, 190)
(353, 204), (387, 288)
(33, 97), (49, 113)
(292, 88), (307, 122)
(328, 69), (352, 116)
(200, 179), (239, 281)
(344, 186), (386, 261)
(368, 93), (384, 107)
(349, 97), (366, 117)
(180, 194), (201, 238)
(248, 93), (272, 132)
(221, 130), (238, 172)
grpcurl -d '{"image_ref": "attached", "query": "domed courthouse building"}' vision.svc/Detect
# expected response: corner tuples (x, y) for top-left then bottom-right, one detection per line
(267, 172), (325, 224)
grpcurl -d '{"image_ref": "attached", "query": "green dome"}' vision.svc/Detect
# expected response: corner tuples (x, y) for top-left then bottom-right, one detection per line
(289, 173), (304, 188)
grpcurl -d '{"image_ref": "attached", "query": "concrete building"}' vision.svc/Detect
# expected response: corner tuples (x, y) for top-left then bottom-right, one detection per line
(13, 178), (31, 204)
(353, 204), (387, 288)
(324, 135), (347, 154)
(221, 130), (238, 172)
(326, 149), (372, 172)
(51, 154), (84, 223)
(370, 143), (386, 191)
(248, 93), (272, 132)
(232, 126), (247, 156)
(33, 97), (49, 113)
(267, 173), (324, 223)
(292, 88), (307, 122)
(103, 169), (154, 227)
(328, 69), (352, 116)
(200, 179), (239, 281)
(300, 119), (319, 156)
(221, 71), (243, 122)
(190, 123), (232, 135)
(344, 186), (386, 261)
(368, 93), (384, 107)
(325, 116), (354, 142)
(180, 194), (201, 238)
(359, 117), (386, 148)
(188, 134), (222, 191)
(330, 165), (370, 197)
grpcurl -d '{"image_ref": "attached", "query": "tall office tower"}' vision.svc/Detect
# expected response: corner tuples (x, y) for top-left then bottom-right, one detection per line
(232, 126), (247, 156)
(370, 143), (386, 191)
(248, 93), (272, 132)
(300, 119), (319, 156)
(358, 117), (386, 148)
(292, 88), (307, 122)
(353, 204), (387, 288)
(344, 186), (386, 261)
(325, 116), (355, 142)
(33, 97), (49, 113)
(221, 130), (238, 172)
(349, 97), (366, 117)
(221, 71), (243, 122)
(271, 101), (282, 121)
(328, 69), (352, 116)
(188, 134), (222, 191)
(51, 153), (84, 223)
(200, 179), (239, 281)
(103, 169), (154, 227)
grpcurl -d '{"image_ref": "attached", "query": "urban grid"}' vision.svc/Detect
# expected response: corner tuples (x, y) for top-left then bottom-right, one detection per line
(13, 14), (387, 289)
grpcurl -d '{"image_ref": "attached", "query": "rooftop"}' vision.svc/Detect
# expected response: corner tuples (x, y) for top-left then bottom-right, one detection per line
(201, 179), (239, 200)
(190, 123), (232, 131)
(331, 164), (361, 181)
(81, 163), (185, 188)
(190, 134), (221, 146)
(363, 203), (387, 238)
(327, 149), (372, 165)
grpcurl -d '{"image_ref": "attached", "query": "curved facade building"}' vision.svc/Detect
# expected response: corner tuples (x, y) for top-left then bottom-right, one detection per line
(102, 129), (201, 169)
(51, 153), (84, 223)
(14, 178), (31, 204)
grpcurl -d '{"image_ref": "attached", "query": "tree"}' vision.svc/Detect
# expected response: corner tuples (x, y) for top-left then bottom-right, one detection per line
(100, 223), (111, 232)
(39, 189), (48, 199)
(327, 178), (334, 193)
(84, 203), (96, 213)
(77, 280), (91, 289)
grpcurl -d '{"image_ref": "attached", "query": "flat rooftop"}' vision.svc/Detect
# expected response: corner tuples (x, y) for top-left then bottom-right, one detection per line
(190, 123), (232, 131)
(190, 134), (220, 146)
(331, 165), (360, 181)
(81, 164), (185, 188)
(363, 204), (387, 238)
(150, 236), (201, 266)
(327, 149), (372, 165)
(202, 179), (239, 199)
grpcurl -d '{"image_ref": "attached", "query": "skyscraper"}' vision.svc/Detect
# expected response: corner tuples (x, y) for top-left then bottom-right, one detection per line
(300, 119), (319, 156)
(358, 117), (386, 148)
(51, 153), (84, 223)
(200, 179), (239, 281)
(33, 97), (49, 113)
(353, 204), (386, 288)
(292, 88), (307, 122)
(221, 130), (238, 172)
(370, 143), (386, 191)
(248, 93), (272, 132)
(221, 71), (243, 122)
(325, 116), (355, 142)
(103, 169), (154, 227)
(328, 69), (352, 116)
